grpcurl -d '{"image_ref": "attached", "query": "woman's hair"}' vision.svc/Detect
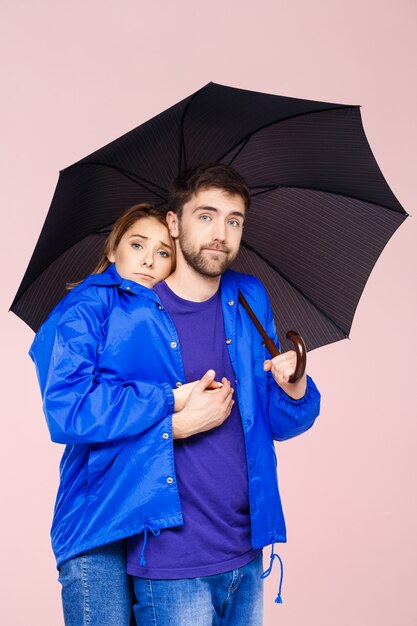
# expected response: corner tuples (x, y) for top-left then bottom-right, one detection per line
(67, 203), (172, 289)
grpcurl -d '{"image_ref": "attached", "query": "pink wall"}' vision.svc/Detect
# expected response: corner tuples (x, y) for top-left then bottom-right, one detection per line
(1, 1), (416, 624)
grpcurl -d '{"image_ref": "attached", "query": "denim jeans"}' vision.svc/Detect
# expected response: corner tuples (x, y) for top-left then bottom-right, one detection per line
(133, 552), (264, 626)
(58, 540), (133, 626)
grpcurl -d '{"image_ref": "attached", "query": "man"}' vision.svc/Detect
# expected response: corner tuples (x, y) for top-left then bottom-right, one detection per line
(127, 163), (321, 625)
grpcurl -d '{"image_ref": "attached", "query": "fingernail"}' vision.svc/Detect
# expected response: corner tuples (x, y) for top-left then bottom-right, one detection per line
(207, 369), (215, 376)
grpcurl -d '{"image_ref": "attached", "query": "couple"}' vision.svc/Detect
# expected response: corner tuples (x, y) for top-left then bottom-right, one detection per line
(30, 163), (321, 625)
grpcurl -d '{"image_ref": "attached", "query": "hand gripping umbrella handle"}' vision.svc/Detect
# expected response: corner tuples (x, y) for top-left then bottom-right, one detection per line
(237, 291), (307, 383)
(285, 330), (307, 383)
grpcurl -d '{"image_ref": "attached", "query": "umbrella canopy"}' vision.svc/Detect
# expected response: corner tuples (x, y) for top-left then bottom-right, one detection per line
(11, 82), (408, 351)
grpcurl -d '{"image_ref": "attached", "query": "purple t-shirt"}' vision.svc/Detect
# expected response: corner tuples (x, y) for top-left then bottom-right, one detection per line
(126, 281), (261, 578)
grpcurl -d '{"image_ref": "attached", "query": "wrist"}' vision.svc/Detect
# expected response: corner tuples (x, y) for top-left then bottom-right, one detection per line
(172, 408), (191, 439)
(279, 374), (307, 400)
(172, 387), (181, 413)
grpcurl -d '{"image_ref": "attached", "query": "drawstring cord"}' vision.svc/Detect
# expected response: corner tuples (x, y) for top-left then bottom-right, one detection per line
(139, 527), (284, 603)
(261, 543), (284, 603)
(139, 525), (161, 566)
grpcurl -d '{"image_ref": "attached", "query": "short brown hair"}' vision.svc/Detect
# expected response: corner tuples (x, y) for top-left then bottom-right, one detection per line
(169, 163), (250, 218)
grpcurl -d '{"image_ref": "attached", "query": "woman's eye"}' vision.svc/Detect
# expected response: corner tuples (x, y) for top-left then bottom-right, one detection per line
(157, 250), (170, 257)
(131, 242), (143, 250)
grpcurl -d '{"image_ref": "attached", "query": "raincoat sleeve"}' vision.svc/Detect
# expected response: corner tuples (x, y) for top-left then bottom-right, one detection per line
(33, 295), (175, 444)
(261, 284), (321, 442)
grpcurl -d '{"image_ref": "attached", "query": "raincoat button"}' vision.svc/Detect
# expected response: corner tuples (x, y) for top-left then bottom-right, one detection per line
(226, 338), (232, 345)
(158, 304), (164, 310)
(228, 300), (234, 306)
(170, 341), (177, 349)
(162, 432), (169, 439)
(175, 382), (183, 387)
(166, 476), (174, 484)
(126, 286), (131, 290)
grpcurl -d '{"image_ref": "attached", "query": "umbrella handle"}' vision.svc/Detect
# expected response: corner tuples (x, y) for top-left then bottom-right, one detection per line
(264, 330), (306, 383)
(285, 331), (307, 383)
(237, 291), (306, 384)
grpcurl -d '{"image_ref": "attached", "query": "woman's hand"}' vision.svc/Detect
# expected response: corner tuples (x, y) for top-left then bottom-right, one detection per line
(172, 370), (234, 439)
(173, 377), (223, 412)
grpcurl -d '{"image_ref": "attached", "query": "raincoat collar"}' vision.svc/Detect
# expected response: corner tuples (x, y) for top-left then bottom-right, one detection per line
(86, 266), (262, 344)
(88, 265), (242, 302)
(87, 264), (161, 302)
(88, 263), (122, 286)
(220, 269), (241, 299)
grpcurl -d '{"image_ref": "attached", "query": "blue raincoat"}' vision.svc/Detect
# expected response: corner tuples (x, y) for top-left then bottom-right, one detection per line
(30, 263), (320, 569)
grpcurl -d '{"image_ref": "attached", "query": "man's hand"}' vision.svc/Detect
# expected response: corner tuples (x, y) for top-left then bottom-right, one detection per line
(264, 350), (307, 400)
(172, 370), (234, 439)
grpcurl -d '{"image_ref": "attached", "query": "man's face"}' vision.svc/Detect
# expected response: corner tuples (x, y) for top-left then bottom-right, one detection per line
(169, 187), (245, 277)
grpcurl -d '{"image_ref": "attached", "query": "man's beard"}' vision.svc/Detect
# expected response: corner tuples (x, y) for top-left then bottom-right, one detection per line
(178, 232), (238, 278)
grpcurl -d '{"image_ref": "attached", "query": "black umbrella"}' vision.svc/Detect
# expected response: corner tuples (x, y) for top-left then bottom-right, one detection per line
(11, 82), (408, 352)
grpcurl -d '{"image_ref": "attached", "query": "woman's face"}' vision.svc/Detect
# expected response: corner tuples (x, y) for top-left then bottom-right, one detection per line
(107, 217), (174, 287)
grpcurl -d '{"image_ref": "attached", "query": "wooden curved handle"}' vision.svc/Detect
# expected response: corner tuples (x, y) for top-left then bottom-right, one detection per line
(237, 291), (306, 384)
(286, 330), (307, 383)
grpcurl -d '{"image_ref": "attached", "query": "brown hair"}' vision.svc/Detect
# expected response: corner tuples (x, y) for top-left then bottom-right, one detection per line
(67, 203), (173, 289)
(169, 163), (250, 219)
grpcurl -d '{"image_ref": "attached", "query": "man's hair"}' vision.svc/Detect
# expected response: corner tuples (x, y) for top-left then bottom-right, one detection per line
(169, 163), (250, 218)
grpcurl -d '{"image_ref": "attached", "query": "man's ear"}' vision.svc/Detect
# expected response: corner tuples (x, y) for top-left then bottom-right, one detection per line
(166, 211), (179, 238)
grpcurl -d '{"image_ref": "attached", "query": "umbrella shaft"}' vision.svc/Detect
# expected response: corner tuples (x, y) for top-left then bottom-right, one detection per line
(238, 291), (280, 358)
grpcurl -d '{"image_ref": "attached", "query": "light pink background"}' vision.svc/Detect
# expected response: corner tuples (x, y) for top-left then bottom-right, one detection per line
(1, 1), (416, 624)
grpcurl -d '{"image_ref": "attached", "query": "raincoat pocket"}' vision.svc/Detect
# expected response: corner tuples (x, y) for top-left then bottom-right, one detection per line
(86, 439), (128, 498)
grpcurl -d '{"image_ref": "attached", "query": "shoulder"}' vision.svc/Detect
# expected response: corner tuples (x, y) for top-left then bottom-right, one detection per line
(52, 280), (112, 324)
(30, 284), (108, 363)
(222, 269), (269, 301)
(34, 273), (116, 344)
(48, 265), (122, 322)
(29, 267), (120, 363)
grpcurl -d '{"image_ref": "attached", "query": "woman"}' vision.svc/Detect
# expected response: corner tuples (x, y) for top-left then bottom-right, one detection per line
(30, 204), (200, 625)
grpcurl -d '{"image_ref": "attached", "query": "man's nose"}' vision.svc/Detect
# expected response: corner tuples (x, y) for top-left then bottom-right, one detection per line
(212, 220), (226, 242)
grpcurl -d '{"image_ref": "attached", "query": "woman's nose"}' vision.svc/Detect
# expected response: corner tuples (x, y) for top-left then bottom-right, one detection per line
(141, 254), (154, 267)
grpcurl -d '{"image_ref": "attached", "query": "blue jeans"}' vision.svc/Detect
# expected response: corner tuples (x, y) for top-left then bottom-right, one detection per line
(58, 540), (133, 626)
(133, 552), (264, 625)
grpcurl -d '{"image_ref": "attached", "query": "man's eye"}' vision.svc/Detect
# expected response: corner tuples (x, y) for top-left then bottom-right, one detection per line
(199, 214), (211, 221)
(228, 219), (240, 227)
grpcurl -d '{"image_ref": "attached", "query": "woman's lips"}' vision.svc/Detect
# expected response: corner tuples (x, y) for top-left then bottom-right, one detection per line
(134, 272), (154, 279)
